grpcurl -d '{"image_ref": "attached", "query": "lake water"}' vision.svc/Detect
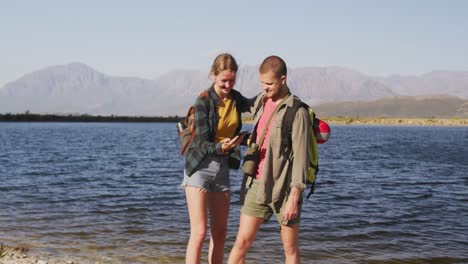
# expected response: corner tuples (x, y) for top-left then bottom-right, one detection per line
(0, 123), (467, 264)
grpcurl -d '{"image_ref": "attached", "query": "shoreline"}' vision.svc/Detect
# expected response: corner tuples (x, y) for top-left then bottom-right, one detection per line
(241, 117), (468, 126)
(0, 244), (79, 264)
(0, 113), (181, 123)
(1, 242), (466, 264)
(323, 117), (468, 126)
(2, 114), (467, 126)
(0, 244), (112, 264)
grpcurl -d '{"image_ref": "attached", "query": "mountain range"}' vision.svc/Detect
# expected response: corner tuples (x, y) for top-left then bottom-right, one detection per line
(0, 62), (467, 116)
(315, 95), (468, 118)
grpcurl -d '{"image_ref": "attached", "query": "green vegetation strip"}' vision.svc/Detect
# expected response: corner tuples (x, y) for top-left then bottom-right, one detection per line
(324, 116), (468, 126)
(242, 116), (468, 126)
(0, 113), (182, 122)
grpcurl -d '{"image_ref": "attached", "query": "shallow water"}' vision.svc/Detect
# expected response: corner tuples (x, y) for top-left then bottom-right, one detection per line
(1, 123), (467, 263)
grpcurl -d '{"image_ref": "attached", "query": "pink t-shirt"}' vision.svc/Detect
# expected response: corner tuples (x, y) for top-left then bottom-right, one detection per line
(255, 98), (279, 179)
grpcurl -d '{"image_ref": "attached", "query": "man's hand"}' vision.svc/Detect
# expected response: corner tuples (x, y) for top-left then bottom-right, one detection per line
(283, 187), (301, 221)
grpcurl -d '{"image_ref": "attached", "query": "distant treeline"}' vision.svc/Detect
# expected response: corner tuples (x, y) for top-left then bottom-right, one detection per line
(0, 113), (182, 122)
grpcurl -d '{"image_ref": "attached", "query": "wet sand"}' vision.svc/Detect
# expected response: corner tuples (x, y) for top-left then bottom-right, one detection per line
(0, 244), (183, 264)
(0, 245), (96, 264)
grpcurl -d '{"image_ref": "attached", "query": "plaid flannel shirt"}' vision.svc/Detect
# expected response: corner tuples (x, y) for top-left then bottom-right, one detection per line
(185, 86), (256, 176)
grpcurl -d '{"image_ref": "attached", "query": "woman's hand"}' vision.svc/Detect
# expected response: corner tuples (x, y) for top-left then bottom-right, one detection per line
(220, 133), (246, 153)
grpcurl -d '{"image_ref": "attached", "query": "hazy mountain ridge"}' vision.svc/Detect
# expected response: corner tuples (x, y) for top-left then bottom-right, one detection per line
(1, 63), (467, 116)
(376, 71), (468, 98)
(288, 67), (396, 105)
(0, 63), (161, 115)
(315, 95), (468, 118)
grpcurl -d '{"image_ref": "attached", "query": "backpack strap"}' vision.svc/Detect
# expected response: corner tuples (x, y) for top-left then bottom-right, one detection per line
(306, 181), (316, 199)
(188, 91), (210, 134)
(281, 97), (318, 199)
(200, 90), (210, 101)
(180, 91), (210, 155)
(252, 93), (265, 119)
(280, 97), (306, 152)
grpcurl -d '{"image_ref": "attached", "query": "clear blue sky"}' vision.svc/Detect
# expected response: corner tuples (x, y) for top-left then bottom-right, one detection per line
(1, 0), (467, 87)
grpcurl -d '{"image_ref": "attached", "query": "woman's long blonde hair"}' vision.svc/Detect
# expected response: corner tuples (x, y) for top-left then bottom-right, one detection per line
(210, 53), (238, 76)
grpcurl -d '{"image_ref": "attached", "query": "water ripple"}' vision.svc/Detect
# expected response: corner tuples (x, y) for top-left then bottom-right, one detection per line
(1, 123), (468, 263)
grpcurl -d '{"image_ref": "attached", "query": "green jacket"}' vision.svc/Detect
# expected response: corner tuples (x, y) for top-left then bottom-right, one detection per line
(185, 86), (255, 176)
(249, 91), (310, 204)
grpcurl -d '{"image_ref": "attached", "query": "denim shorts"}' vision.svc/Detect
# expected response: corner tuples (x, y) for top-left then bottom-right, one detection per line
(181, 154), (230, 192)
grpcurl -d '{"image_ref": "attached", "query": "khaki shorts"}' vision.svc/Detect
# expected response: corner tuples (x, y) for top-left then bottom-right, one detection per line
(241, 179), (302, 226)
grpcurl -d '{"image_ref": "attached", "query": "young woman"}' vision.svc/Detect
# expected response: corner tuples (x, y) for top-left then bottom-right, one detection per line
(181, 53), (254, 264)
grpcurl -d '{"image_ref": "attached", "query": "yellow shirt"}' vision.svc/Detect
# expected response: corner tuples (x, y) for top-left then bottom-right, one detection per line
(215, 97), (239, 143)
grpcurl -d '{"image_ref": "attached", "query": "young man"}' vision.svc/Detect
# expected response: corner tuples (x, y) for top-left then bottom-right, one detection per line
(228, 56), (311, 264)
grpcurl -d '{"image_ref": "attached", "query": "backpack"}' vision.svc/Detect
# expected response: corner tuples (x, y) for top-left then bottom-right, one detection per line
(177, 91), (210, 155)
(281, 97), (331, 199)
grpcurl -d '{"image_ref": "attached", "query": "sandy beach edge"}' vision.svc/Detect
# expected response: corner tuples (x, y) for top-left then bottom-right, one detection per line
(0, 244), (91, 264)
(242, 117), (468, 126)
(324, 117), (468, 126)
